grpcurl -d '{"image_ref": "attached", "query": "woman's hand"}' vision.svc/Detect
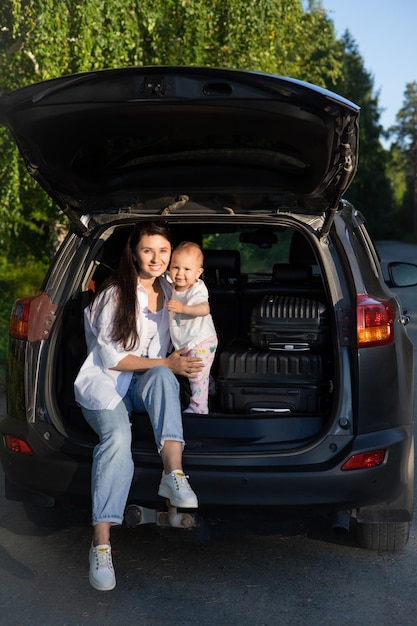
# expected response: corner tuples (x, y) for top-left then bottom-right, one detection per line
(111, 349), (203, 377)
(166, 348), (203, 378)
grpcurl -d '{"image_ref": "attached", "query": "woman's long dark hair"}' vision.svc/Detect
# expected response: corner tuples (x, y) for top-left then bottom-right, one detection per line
(94, 221), (172, 351)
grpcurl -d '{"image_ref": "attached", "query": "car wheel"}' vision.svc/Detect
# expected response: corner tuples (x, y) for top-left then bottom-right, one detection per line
(23, 502), (89, 529)
(355, 520), (410, 552)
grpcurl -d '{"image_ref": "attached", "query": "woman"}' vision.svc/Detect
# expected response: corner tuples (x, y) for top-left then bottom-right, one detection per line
(74, 221), (203, 591)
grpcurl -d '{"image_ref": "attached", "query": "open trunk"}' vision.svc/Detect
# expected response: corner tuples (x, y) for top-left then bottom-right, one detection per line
(56, 217), (337, 453)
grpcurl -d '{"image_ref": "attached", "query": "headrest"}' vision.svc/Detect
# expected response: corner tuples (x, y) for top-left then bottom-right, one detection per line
(204, 250), (240, 274)
(272, 264), (312, 283)
(203, 250), (240, 285)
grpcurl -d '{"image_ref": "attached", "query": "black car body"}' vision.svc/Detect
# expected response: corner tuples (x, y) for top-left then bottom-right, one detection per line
(0, 66), (415, 550)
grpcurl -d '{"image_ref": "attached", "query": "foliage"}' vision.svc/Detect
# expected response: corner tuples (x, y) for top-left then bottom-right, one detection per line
(330, 33), (395, 239)
(0, 0), (344, 259)
(389, 82), (417, 237)
(203, 228), (293, 273)
(0, 256), (48, 363)
(385, 143), (411, 239)
(0, 0), (415, 265)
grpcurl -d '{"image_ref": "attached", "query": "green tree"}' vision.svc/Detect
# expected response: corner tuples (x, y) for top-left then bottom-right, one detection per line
(331, 32), (394, 238)
(386, 142), (411, 237)
(389, 82), (417, 238)
(0, 0), (343, 259)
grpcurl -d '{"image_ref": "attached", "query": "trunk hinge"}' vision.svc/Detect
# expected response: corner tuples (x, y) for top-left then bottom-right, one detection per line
(61, 204), (92, 236)
(320, 142), (354, 239)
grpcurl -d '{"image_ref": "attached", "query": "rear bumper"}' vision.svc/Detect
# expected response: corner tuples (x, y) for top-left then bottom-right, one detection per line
(0, 415), (413, 521)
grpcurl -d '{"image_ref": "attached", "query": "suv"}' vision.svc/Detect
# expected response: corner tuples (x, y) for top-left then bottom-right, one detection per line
(1, 66), (416, 551)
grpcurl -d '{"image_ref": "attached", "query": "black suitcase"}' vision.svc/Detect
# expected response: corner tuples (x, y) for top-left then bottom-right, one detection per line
(218, 340), (329, 414)
(250, 294), (328, 351)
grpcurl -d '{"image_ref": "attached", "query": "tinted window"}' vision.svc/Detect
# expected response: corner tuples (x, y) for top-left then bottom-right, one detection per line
(203, 226), (293, 275)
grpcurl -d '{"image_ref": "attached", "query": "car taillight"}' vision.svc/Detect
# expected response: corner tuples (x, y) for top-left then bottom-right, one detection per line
(4, 435), (32, 455)
(356, 294), (395, 347)
(9, 297), (33, 340)
(341, 449), (386, 470)
(9, 292), (57, 341)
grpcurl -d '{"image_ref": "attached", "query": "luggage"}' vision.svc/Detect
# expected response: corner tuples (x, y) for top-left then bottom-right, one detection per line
(218, 340), (329, 414)
(250, 294), (329, 351)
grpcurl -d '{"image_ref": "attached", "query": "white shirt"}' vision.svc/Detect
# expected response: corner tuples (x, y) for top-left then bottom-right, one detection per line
(74, 277), (172, 410)
(141, 308), (162, 356)
(169, 279), (217, 350)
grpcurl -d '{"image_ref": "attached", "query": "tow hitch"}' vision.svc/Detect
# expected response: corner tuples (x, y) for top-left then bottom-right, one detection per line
(124, 501), (196, 529)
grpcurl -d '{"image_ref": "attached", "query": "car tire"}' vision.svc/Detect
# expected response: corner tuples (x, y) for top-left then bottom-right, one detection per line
(355, 520), (410, 552)
(23, 502), (89, 529)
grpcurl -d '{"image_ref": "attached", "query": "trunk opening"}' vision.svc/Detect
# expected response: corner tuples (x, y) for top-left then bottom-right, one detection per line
(55, 221), (336, 451)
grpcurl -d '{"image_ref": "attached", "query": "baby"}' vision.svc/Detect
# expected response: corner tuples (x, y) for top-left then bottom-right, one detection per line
(167, 242), (218, 414)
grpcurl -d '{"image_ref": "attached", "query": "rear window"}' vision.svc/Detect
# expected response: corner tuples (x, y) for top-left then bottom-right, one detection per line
(202, 226), (294, 276)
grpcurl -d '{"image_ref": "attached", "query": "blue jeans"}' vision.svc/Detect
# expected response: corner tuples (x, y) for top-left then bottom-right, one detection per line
(81, 366), (184, 525)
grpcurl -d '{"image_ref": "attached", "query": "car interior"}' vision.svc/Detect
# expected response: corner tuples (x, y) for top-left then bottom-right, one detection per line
(56, 222), (333, 442)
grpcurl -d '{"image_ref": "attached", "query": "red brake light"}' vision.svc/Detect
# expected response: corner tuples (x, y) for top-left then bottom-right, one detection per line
(4, 435), (33, 456)
(9, 297), (33, 340)
(9, 292), (57, 341)
(356, 294), (395, 347)
(341, 449), (385, 470)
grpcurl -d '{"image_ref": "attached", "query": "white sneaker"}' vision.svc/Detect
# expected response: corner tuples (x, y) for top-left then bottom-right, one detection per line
(89, 544), (116, 591)
(158, 470), (198, 508)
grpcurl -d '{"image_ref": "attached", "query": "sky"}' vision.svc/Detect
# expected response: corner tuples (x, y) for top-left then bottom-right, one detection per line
(320, 0), (417, 134)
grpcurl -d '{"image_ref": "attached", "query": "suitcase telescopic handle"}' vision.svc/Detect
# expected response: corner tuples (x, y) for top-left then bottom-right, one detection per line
(249, 407), (292, 413)
(268, 342), (310, 351)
